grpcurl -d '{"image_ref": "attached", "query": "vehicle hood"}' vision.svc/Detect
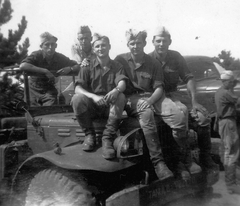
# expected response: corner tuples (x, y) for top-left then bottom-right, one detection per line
(178, 78), (222, 92)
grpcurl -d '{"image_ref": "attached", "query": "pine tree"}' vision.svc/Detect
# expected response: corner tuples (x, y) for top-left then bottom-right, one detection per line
(0, 0), (28, 117)
(0, 0), (30, 68)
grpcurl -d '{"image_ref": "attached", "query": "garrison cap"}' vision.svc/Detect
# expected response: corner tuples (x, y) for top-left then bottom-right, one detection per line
(91, 33), (110, 46)
(125, 29), (147, 43)
(220, 70), (235, 81)
(78, 25), (92, 35)
(153, 26), (171, 38)
(40, 32), (58, 46)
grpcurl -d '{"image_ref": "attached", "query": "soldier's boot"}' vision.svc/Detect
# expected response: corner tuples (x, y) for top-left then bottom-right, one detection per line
(144, 132), (174, 181)
(197, 125), (219, 171)
(102, 118), (122, 160)
(76, 112), (96, 151)
(184, 147), (202, 174)
(176, 161), (191, 181)
(225, 164), (240, 194)
(175, 136), (202, 175)
(155, 161), (174, 181)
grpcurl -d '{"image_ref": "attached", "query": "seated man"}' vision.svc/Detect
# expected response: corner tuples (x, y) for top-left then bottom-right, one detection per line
(71, 33), (127, 160)
(114, 29), (175, 181)
(20, 32), (78, 106)
(148, 26), (218, 172)
(71, 25), (95, 64)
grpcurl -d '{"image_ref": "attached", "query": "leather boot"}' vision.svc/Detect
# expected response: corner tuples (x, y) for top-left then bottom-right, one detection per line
(155, 161), (174, 181)
(182, 147), (202, 174)
(197, 125), (219, 171)
(144, 132), (174, 180)
(176, 161), (191, 181)
(102, 117), (121, 159)
(82, 134), (96, 151)
(102, 139), (115, 159)
(76, 112), (96, 151)
(175, 135), (202, 175)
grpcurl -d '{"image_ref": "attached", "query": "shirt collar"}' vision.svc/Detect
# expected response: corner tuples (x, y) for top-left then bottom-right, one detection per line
(153, 50), (169, 65)
(127, 52), (146, 64)
(42, 51), (57, 63)
(93, 58), (113, 72)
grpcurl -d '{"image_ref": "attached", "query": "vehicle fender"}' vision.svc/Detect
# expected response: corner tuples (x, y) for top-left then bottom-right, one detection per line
(18, 144), (138, 173)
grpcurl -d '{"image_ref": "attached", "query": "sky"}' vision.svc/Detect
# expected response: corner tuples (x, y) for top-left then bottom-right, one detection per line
(1, 0), (240, 59)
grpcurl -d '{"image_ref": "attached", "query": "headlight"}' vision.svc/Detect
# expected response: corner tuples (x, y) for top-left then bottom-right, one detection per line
(120, 139), (129, 153)
(114, 128), (144, 159)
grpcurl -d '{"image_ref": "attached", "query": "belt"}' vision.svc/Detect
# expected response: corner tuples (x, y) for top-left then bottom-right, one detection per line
(131, 90), (146, 94)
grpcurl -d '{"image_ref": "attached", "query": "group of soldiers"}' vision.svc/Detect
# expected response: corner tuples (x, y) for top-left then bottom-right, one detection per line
(19, 25), (240, 194)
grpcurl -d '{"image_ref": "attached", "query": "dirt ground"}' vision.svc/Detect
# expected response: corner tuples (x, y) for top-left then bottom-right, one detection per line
(166, 171), (240, 206)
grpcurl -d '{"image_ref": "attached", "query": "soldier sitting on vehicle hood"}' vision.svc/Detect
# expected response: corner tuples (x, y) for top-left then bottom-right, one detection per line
(114, 28), (175, 181)
(148, 26), (219, 174)
(71, 33), (128, 159)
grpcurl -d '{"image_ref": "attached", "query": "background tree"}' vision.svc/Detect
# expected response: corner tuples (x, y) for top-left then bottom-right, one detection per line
(0, 0), (30, 68)
(0, 0), (28, 117)
(213, 50), (240, 71)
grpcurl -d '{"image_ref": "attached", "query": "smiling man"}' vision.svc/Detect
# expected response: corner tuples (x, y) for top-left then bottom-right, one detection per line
(114, 29), (175, 181)
(71, 33), (127, 158)
(20, 32), (77, 106)
(149, 26), (218, 173)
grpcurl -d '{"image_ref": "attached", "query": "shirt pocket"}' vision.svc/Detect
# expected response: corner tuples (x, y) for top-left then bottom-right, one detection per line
(106, 73), (115, 90)
(139, 72), (152, 88)
(165, 69), (179, 85)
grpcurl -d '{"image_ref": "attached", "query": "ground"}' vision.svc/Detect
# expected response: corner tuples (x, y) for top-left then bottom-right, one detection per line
(167, 171), (240, 206)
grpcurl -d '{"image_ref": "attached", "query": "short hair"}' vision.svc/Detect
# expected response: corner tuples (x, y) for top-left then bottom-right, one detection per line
(91, 33), (110, 46)
(152, 26), (171, 41)
(125, 29), (147, 43)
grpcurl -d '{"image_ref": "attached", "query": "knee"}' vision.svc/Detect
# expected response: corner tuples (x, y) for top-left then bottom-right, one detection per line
(140, 108), (156, 128)
(192, 111), (211, 127)
(142, 108), (154, 119)
(71, 93), (88, 111)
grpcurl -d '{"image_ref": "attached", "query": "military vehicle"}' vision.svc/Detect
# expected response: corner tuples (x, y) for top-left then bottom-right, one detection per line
(4, 70), (219, 206)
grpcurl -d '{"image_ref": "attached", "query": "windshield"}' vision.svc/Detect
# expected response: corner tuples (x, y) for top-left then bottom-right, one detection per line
(24, 73), (77, 109)
(187, 60), (220, 81)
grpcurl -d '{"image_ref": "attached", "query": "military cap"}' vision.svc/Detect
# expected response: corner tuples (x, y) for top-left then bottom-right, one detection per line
(91, 33), (110, 46)
(78, 25), (92, 35)
(40, 32), (58, 46)
(125, 29), (147, 43)
(153, 26), (171, 38)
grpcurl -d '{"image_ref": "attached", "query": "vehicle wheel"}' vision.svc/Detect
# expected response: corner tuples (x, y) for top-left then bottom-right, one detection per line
(25, 169), (97, 206)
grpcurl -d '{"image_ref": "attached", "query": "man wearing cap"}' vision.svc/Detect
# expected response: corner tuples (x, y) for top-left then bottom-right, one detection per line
(215, 70), (240, 194)
(71, 25), (95, 65)
(71, 33), (127, 158)
(114, 29), (177, 181)
(149, 26), (218, 173)
(20, 32), (78, 106)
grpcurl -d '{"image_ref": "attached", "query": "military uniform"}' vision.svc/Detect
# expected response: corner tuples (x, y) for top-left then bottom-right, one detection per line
(22, 50), (76, 106)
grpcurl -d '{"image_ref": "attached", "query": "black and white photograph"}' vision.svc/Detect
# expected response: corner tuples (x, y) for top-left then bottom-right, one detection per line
(0, 0), (240, 205)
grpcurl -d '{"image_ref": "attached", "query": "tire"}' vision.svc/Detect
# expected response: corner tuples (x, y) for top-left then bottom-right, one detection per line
(25, 169), (97, 206)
